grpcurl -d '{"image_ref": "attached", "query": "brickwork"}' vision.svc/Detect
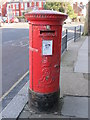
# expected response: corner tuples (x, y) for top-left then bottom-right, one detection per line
(1, 1), (45, 17)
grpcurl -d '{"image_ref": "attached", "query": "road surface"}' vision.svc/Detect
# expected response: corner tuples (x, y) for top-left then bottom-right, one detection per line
(2, 28), (29, 95)
(62, 23), (84, 40)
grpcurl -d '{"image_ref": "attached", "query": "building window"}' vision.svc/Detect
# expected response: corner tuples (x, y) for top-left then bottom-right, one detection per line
(34, 1), (36, 6)
(7, 4), (11, 14)
(25, 3), (27, 10)
(13, 4), (15, 9)
(29, 2), (31, 7)
(16, 3), (19, 9)
(21, 3), (23, 9)
(11, 4), (13, 8)
(36, 2), (38, 6)
(21, 11), (24, 16)
(27, 2), (29, 7)
(16, 11), (19, 16)
(14, 11), (15, 16)
(39, 1), (42, 8)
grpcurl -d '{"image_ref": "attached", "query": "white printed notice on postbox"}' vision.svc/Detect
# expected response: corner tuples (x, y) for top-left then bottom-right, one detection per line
(42, 40), (53, 55)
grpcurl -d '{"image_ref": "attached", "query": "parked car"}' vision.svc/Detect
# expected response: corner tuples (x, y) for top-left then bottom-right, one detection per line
(6, 17), (19, 23)
(5, 17), (14, 23)
(10, 17), (14, 23)
(2, 17), (7, 23)
(64, 17), (72, 24)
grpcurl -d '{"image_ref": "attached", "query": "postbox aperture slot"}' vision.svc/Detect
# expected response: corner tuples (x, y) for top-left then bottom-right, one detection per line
(40, 30), (55, 36)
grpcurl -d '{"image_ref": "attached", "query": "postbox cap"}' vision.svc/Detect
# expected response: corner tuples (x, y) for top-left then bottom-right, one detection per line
(25, 10), (68, 23)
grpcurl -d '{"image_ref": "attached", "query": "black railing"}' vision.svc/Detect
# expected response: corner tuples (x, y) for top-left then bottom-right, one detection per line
(61, 29), (67, 54)
(74, 25), (81, 42)
(61, 25), (82, 54)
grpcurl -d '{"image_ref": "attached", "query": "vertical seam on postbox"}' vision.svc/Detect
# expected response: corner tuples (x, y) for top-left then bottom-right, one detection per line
(32, 24), (33, 91)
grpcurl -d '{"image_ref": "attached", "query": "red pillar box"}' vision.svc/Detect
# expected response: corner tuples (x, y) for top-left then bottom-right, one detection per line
(25, 10), (67, 111)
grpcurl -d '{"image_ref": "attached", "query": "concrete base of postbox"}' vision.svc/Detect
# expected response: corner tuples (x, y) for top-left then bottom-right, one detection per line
(28, 89), (60, 112)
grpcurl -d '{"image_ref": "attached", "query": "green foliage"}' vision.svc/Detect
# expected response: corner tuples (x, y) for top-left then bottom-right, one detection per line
(59, 7), (65, 13)
(22, 12), (25, 16)
(44, 2), (77, 19)
(67, 4), (77, 19)
(17, 16), (25, 19)
(44, 2), (65, 13)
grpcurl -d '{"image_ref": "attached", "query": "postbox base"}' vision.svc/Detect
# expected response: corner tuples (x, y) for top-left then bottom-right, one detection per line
(28, 89), (60, 112)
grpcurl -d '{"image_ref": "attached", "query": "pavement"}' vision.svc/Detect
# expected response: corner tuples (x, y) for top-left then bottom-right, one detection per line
(2, 27), (29, 95)
(1, 22), (29, 96)
(1, 23), (29, 28)
(60, 36), (88, 97)
(74, 37), (88, 73)
(0, 35), (89, 119)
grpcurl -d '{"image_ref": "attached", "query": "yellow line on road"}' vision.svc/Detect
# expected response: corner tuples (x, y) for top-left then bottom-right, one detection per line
(0, 70), (29, 102)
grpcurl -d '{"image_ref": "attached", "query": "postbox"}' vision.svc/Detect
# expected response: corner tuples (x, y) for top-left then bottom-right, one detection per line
(25, 10), (67, 111)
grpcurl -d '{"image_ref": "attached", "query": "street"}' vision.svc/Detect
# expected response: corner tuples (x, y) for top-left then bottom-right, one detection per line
(2, 23), (84, 96)
(2, 28), (29, 95)
(62, 23), (84, 40)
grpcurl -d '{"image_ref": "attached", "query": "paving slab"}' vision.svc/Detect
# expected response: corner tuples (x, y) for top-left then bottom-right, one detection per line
(0, 81), (29, 118)
(18, 99), (69, 119)
(2, 23), (29, 29)
(19, 111), (64, 118)
(60, 36), (88, 97)
(61, 96), (88, 118)
(60, 72), (88, 96)
(1, 74), (29, 111)
(18, 96), (89, 119)
(74, 37), (88, 73)
(2, 95), (28, 118)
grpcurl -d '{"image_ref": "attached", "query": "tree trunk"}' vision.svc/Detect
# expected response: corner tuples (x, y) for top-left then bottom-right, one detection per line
(84, 2), (89, 35)
(88, 1), (90, 35)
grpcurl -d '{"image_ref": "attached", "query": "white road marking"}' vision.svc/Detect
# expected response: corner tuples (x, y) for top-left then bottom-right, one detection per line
(0, 70), (29, 102)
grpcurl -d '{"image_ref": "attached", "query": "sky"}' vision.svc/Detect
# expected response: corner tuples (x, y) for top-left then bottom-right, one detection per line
(73, 0), (88, 4)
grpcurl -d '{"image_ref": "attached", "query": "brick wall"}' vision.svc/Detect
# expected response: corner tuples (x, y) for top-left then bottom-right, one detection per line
(73, 2), (83, 16)
(1, 1), (45, 17)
